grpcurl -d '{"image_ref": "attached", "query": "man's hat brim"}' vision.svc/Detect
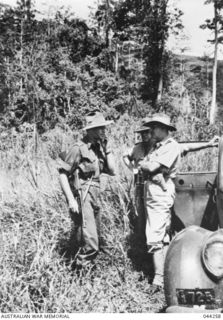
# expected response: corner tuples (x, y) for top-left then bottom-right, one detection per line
(83, 120), (114, 131)
(144, 120), (176, 131)
(134, 126), (151, 133)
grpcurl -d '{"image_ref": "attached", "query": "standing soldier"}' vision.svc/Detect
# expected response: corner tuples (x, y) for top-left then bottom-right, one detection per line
(58, 110), (115, 269)
(123, 125), (154, 243)
(139, 113), (219, 292)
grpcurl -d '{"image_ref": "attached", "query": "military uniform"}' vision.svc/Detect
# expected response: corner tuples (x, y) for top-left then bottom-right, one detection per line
(59, 135), (112, 266)
(144, 137), (181, 252)
(142, 136), (181, 287)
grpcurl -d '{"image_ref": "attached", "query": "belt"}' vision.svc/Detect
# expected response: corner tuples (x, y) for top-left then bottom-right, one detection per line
(80, 178), (100, 185)
(145, 176), (175, 183)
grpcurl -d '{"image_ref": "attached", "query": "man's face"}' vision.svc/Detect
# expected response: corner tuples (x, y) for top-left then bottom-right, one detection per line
(151, 124), (167, 142)
(88, 126), (106, 141)
(141, 130), (151, 142)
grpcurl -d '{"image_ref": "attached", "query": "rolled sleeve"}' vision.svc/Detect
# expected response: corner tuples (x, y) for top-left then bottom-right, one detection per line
(155, 142), (180, 169)
(58, 145), (81, 174)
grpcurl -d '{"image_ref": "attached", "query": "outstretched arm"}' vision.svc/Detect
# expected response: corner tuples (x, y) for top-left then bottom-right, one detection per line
(182, 136), (220, 156)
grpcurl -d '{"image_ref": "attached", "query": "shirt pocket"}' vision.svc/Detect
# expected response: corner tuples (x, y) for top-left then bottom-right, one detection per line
(79, 149), (98, 178)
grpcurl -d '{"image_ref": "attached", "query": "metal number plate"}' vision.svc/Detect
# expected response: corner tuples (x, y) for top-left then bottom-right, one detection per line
(176, 288), (216, 306)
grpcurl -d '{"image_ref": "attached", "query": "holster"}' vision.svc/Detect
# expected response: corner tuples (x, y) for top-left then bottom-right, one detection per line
(68, 168), (83, 225)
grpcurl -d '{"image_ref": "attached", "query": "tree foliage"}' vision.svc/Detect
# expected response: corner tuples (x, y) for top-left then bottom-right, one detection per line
(0, 0), (220, 133)
(96, 0), (184, 103)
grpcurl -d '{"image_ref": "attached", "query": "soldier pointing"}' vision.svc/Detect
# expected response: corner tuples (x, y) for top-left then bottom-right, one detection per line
(138, 113), (219, 292)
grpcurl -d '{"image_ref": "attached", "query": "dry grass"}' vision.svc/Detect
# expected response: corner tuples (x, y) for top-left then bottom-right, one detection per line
(0, 116), (218, 313)
(0, 120), (166, 313)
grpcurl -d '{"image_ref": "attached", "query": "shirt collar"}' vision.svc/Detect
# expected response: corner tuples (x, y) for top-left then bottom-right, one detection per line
(156, 136), (173, 148)
(83, 135), (96, 149)
(83, 135), (104, 151)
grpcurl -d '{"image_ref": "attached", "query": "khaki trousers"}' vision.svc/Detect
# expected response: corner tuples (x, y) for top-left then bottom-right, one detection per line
(144, 179), (175, 286)
(72, 183), (101, 266)
(144, 179), (175, 250)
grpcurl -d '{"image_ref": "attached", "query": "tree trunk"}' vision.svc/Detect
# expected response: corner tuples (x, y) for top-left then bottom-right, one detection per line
(180, 53), (185, 105)
(115, 43), (119, 74)
(20, 17), (24, 94)
(157, 73), (163, 102)
(105, 0), (110, 48)
(205, 56), (211, 117)
(210, 1), (218, 124)
(155, 0), (169, 103)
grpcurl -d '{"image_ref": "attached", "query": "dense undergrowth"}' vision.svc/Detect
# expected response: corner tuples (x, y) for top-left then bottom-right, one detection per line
(0, 114), (221, 312)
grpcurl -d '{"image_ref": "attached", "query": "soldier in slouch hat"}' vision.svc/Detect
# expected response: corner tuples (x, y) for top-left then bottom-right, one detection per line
(139, 113), (219, 292)
(58, 110), (115, 268)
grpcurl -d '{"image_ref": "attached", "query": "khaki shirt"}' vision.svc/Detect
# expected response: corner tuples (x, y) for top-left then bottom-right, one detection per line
(58, 135), (111, 184)
(147, 137), (181, 179)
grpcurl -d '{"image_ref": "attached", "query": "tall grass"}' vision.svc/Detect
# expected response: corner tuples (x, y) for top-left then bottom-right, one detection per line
(0, 115), (218, 312)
